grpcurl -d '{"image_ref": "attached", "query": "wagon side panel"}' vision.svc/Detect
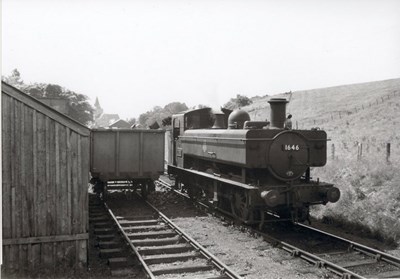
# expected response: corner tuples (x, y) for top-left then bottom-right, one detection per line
(118, 132), (140, 177)
(142, 131), (165, 179)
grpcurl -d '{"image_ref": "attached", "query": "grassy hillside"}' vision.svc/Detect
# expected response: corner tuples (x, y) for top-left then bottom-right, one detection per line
(242, 78), (400, 241)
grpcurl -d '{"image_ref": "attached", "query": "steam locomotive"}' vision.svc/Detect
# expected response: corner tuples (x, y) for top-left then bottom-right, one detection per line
(167, 98), (340, 224)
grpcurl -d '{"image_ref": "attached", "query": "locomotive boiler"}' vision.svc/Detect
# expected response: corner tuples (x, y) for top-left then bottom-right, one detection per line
(167, 98), (340, 224)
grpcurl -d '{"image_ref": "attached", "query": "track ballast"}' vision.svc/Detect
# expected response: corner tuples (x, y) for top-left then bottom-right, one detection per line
(156, 177), (400, 279)
(90, 189), (242, 279)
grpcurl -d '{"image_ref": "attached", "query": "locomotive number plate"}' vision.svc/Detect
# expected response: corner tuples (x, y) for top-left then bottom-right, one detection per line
(282, 144), (300, 151)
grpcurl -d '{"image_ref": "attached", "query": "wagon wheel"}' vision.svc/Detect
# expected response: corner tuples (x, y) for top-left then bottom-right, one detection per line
(147, 180), (156, 192)
(102, 182), (108, 201)
(141, 183), (149, 200)
(231, 191), (248, 222)
(187, 184), (203, 200)
(174, 179), (183, 192)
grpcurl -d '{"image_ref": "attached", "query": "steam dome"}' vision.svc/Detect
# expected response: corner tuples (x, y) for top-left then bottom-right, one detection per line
(228, 109), (250, 129)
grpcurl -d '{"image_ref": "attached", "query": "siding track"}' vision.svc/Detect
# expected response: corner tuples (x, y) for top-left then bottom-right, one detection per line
(90, 191), (242, 279)
(156, 177), (400, 279)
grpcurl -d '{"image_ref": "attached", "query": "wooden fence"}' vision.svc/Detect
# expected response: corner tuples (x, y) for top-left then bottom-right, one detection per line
(2, 82), (90, 274)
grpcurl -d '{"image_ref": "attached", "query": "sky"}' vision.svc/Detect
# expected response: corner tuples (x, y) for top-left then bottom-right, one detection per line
(2, 0), (400, 120)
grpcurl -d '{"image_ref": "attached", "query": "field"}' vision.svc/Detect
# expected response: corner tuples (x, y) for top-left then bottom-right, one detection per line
(242, 78), (400, 242)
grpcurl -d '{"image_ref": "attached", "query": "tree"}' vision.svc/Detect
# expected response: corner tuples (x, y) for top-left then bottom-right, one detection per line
(224, 94), (253, 110)
(162, 116), (172, 126)
(2, 70), (94, 126)
(127, 117), (136, 126)
(163, 102), (188, 114)
(138, 102), (188, 128)
(2, 69), (24, 87)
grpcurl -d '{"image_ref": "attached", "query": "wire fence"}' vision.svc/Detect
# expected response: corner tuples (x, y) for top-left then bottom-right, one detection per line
(295, 90), (400, 129)
(328, 141), (397, 164)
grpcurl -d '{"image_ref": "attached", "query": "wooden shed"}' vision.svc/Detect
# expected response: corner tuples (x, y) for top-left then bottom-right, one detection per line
(1, 82), (90, 274)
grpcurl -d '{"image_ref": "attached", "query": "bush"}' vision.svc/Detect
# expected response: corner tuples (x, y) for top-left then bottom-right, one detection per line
(224, 94), (253, 110)
(312, 155), (400, 242)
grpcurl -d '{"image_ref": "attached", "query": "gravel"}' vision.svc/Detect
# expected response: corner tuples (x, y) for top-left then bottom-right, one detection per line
(148, 188), (332, 279)
(86, 186), (400, 278)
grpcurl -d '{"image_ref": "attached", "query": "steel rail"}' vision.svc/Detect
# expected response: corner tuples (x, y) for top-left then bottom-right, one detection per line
(255, 229), (364, 279)
(156, 179), (190, 199)
(103, 202), (156, 279)
(156, 179), (211, 210)
(296, 223), (400, 268)
(104, 192), (242, 279)
(144, 198), (243, 279)
(156, 178), (400, 279)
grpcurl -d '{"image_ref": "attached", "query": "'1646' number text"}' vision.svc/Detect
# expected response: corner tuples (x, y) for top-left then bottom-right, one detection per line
(283, 144), (300, 151)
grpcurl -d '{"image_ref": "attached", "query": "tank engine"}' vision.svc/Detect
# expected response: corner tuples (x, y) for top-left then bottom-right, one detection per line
(167, 98), (340, 224)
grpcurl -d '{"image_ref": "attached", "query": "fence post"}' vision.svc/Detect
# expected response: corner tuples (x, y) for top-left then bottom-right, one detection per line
(386, 143), (391, 163)
(296, 121), (298, 130)
(357, 143), (362, 160)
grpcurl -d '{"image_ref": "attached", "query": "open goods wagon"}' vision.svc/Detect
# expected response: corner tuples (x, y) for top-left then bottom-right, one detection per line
(90, 129), (165, 195)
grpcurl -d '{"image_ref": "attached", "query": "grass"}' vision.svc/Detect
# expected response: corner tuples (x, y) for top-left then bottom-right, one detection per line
(312, 155), (400, 243)
(243, 78), (400, 242)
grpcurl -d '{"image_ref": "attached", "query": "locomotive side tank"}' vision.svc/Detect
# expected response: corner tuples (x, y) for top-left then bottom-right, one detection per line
(168, 99), (340, 224)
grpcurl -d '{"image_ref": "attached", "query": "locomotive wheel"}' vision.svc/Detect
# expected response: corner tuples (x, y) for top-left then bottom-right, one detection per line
(231, 191), (248, 222)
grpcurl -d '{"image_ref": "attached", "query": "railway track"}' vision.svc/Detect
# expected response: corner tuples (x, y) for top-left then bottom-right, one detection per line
(89, 195), (139, 277)
(156, 177), (400, 279)
(90, 191), (242, 279)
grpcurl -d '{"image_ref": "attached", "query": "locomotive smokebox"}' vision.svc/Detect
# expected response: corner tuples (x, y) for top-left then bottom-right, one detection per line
(268, 98), (288, 129)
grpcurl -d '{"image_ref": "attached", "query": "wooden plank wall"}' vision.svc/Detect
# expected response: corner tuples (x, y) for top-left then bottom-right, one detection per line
(2, 91), (90, 274)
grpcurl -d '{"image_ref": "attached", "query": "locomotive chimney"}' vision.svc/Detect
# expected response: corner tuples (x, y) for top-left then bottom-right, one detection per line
(268, 98), (288, 129)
